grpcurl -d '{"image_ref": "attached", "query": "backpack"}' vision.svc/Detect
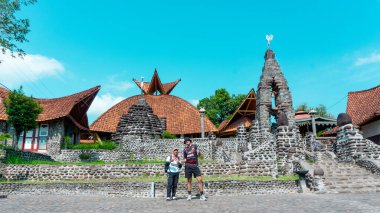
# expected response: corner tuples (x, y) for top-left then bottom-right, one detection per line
(164, 155), (182, 173)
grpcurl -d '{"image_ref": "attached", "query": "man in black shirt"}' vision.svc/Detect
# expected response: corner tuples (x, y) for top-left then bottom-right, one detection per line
(183, 137), (206, 201)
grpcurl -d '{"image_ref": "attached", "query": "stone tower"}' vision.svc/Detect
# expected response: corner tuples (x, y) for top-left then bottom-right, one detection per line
(112, 98), (163, 143)
(256, 49), (296, 131)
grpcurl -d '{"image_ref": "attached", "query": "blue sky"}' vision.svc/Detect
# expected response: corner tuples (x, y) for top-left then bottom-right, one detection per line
(1, 0), (380, 124)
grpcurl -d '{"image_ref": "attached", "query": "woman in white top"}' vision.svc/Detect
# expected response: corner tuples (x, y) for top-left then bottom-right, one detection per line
(165, 148), (182, 200)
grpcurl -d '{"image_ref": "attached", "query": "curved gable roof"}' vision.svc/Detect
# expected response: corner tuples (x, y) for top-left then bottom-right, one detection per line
(0, 86), (100, 127)
(347, 84), (380, 126)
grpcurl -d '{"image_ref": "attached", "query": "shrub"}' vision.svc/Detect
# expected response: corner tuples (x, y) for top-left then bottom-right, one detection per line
(0, 144), (12, 150)
(5, 152), (23, 164)
(129, 153), (135, 161)
(79, 152), (90, 160)
(162, 131), (177, 139)
(67, 141), (117, 150)
(62, 135), (72, 149)
(0, 133), (11, 141)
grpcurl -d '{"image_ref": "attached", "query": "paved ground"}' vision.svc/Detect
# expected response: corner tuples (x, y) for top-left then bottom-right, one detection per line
(1, 192), (380, 213)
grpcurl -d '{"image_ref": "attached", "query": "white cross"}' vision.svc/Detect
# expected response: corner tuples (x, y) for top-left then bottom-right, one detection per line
(266, 34), (273, 47)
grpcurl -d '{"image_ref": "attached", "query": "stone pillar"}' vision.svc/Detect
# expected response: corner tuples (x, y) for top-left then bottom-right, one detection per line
(312, 167), (326, 193)
(236, 122), (247, 151)
(336, 124), (367, 162)
(199, 108), (206, 138)
(276, 126), (303, 174)
(207, 131), (216, 140)
(309, 109), (317, 137)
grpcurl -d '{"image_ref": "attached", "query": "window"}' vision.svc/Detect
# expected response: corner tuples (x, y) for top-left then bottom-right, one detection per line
(38, 124), (49, 150)
(17, 124), (49, 151)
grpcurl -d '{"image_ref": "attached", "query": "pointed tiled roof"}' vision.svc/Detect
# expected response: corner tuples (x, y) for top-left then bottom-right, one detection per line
(90, 94), (217, 135)
(218, 89), (256, 135)
(133, 69), (181, 95)
(0, 86), (100, 129)
(347, 84), (380, 126)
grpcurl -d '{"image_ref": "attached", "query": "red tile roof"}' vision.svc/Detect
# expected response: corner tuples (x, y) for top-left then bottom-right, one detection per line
(347, 84), (380, 126)
(0, 86), (100, 128)
(321, 126), (338, 136)
(295, 111), (311, 119)
(90, 94), (217, 135)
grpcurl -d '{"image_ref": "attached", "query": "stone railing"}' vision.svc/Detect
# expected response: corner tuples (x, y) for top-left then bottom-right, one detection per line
(1, 161), (275, 181)
(0, 180), (299, 198)
(294, 158), (326, 193)
(356, 159), (380, 176)
(336, 124), (380, 162)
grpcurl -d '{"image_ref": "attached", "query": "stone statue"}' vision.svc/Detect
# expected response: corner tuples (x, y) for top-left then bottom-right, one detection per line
(277, 111), (289, 126)
(337, 113), (352, 126)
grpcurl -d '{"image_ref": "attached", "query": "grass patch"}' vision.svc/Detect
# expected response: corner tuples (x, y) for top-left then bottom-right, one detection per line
(305, 155), (315, 164)
(0, 175), (299, 184)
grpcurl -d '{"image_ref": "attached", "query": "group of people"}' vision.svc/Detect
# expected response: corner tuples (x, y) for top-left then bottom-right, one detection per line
(165, 138), (207, 201)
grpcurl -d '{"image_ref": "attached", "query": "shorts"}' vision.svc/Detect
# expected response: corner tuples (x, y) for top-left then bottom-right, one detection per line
(185, 164), (202, 178)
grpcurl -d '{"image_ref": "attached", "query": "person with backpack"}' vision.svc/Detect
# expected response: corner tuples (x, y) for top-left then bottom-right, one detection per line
(183, 138), (206, 201)
(165, 148), (182, 200)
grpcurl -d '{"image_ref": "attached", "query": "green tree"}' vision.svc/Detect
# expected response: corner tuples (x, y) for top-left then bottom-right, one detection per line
(295, 103), (335, 118)
(0, 0), (36, 58)
(4, 86), (43, 148)
(197, 88), (245, 127)
(295, 103), (309, 112)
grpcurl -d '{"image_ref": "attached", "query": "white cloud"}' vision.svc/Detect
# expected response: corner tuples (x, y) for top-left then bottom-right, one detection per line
(190, 99), (199, 106)
(88, 93), (125, 117)
(104, 75), (134, 92)
(108, 81), (134, 91)
(0, 50), (64, 87)
(354, 52), (380, 66)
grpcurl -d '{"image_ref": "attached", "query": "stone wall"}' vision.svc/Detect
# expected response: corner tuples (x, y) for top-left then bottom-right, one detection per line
(56, 150), (132, 162)
(5, 149), (53, 162)
(120, 137), (214, 161)
(0, 180), (299, 198)
(55, 138), (242, 163)
(356, 159), (380, 176)
(336, 124), (380, 162)
(1, 162), (275, 181)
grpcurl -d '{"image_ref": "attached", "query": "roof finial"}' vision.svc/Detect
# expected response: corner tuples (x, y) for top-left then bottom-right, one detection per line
(266, 34), (273, 48)
(140, 77), (144, 95)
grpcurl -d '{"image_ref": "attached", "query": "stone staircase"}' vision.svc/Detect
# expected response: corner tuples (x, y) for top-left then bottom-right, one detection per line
(317, 155), (380, 193)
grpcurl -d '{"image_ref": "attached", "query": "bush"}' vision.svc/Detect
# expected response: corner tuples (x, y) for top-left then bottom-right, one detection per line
(79, 152), (90, 160)
(0, 133), (11, 141)
(162, 131), (177, 139)
(5, 152), (23, 164)
(62, 135), (72, 149)
(67, 141), (117, 150)
(0, 144), (12, 150)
